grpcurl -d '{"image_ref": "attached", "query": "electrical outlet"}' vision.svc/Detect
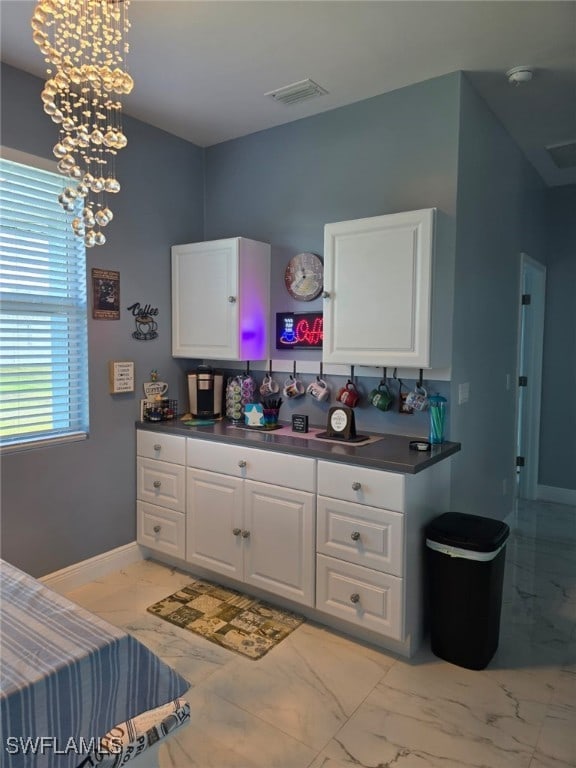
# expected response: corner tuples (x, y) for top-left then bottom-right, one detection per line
(506, 373), (511, 391)
(502, 478), (508, 496)
(458, 382), (470, 405)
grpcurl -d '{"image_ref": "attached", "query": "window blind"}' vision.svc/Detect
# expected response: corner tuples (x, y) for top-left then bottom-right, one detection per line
(0, 157), (89, 449)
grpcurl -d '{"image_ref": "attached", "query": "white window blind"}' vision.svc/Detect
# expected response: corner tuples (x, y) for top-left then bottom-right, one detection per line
(0, 156), (89, 449)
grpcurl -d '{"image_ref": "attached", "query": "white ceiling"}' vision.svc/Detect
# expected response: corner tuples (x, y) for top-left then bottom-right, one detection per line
(1, 1), (575, 186)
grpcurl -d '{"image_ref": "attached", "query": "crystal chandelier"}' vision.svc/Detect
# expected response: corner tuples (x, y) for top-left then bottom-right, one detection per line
(31, 0), (133, 247)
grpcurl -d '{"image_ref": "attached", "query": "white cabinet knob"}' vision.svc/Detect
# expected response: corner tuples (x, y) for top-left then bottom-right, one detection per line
(238, 460), (247, 468)
(350, 593), (360, 604)
(153, 480), (161, 488)
(350, 531), (361, 541)
(153, 525), (161, 534)
(153, 444), (162, 451)
(232, 527), (242, 536)
(351, 481), (361, 491)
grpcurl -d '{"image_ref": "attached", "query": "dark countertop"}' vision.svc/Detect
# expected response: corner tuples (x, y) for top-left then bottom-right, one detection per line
(136, 420), (460, 474)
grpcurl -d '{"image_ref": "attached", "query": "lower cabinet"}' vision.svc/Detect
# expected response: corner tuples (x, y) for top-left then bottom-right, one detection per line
(136, 429), (450, 656)
(186, 464), (316, 608)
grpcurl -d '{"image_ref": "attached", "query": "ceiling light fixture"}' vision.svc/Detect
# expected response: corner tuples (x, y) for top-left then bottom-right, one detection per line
(506, 66), (534, 86)
(31, 0), (133, 247)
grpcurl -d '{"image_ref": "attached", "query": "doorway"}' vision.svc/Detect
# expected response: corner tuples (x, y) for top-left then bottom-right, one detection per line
(515, 253), (546, 500)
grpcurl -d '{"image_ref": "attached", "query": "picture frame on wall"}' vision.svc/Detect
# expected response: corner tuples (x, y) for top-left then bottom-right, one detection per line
(92, 268), (120, 320)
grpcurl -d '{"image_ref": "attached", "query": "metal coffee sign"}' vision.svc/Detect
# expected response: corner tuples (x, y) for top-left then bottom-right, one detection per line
(127, 302), (159, 341)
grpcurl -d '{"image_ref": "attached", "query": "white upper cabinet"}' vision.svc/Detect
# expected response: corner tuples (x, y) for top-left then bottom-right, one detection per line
(322, 208), (444, 368)
(172, 237), (270, 360)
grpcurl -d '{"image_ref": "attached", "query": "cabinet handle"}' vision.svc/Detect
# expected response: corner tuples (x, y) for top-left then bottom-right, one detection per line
(153, 480), (161, 488)
(241, 529), (250, 538)
(153, 525), (161, 534)
(153, 444), (162, 451)
(351, 481), (361, 491)
(322, 291), (330, 299)
(350, 593), (360, 604)
(232, 527), (242, 536)
(238, 460), (247, 468)
(350, 531), (361, 541)
(228, 296), (237, 303)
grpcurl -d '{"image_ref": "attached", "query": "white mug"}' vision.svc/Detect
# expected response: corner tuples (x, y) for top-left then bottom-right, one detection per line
(260, 373), (280, 398)
(405, 385), (428, 412)
(306, 377), (330, 402)
(283, 376), (305, 399)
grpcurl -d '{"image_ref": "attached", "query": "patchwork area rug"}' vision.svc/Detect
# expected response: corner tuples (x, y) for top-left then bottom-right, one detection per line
(147, 578), (305, 660)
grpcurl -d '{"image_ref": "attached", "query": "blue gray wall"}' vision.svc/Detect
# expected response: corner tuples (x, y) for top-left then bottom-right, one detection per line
(0, 64), (204, 576)
(540, 185), (576, 492)
(450, 75), (547, 519)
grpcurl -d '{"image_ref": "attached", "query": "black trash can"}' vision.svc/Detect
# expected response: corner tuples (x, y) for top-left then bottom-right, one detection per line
(426, 512), (510, 670)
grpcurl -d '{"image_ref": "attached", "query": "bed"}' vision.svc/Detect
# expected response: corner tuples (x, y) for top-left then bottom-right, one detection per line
(0, 559), (190, 768)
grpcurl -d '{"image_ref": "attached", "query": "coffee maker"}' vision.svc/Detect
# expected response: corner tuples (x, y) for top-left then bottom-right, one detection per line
(187, 365), (224, 418)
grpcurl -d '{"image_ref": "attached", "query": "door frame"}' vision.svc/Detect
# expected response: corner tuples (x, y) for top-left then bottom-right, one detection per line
(515, 253), (546, 500)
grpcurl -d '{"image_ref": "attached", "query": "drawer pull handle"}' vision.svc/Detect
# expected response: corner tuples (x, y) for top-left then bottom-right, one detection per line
(238, 460), (247, 468)
(350, 593), (360, 604)
(232, 527), (242, 536)
(350, 531), (361, 541)
(241, 529), (250, 538)
(153, 525), (161, 534)
(153, 444), (162, 451)
(228, 295), (237, 303)
(351, 481), (361, 491)
(153, 480), (161, 488)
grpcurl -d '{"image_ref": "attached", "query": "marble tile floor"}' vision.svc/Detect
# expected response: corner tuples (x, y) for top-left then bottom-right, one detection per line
(66, 498), (575, 768)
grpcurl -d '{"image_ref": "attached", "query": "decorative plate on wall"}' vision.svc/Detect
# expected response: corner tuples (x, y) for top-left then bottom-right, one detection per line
(284, 252), (323, 301)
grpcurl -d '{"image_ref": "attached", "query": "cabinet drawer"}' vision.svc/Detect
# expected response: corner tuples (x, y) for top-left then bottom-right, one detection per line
(316, 554), (403, 640)
(317, 496), (403, 576)
(318, 460), (404, 511)
(137, 430), (186, 464)
(137, 501), (185, 559)
(137, 458), (185, 512)
(187, 439), (315, 492)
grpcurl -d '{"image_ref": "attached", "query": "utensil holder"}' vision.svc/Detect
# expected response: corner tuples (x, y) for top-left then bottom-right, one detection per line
(429, 395), (447, 444)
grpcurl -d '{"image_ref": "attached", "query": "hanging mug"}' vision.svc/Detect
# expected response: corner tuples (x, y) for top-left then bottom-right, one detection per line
(405, 384), (429, 412)
(283, 375), (305, 399)
(369, 382), (393, 412)
(307, 377), (330, 402)
(260, 373), (280, 398)
(336, 380), (360, 408)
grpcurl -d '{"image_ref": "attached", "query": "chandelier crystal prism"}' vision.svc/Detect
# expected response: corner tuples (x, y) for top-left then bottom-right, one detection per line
(31, 0), (133, 247)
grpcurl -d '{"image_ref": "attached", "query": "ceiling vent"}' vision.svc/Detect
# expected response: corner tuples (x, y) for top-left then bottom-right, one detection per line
(545, 140), (576, 169)
(265, 78), (328, 106)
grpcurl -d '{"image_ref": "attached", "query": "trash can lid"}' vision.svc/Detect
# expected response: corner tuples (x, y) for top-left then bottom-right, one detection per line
(426, 512), (510, 552)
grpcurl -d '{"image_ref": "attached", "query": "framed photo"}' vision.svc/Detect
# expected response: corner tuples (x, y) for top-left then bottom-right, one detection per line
(92, 268), (120, 319)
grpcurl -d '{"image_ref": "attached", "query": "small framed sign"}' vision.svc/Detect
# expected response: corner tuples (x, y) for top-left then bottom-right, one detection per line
(276, 312), (323, 349)
(109, 361), (135, 394)
(292, 414), (309, 433)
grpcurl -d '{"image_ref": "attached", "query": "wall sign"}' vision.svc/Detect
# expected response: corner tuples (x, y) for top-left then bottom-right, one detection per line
(276, 312), (323, 349)
(92, 268), (120, 319)
(127, 302), (159, 341)
(108, 361), (134, 393)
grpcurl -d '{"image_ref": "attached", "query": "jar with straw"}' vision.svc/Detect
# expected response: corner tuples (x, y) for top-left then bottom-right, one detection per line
(429, 394), (447, 444)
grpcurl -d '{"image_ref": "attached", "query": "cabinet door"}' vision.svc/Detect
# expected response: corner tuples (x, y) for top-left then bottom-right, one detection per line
(186, 468), (243, 579)
(172, 239), (239, 359)
(244, 481), (315, 607)
(323, 208), (434, 367)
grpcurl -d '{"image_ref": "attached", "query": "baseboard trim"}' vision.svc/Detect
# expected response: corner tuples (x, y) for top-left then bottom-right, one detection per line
(40, 542), (144, 593)
(537, 485), (576, 506)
